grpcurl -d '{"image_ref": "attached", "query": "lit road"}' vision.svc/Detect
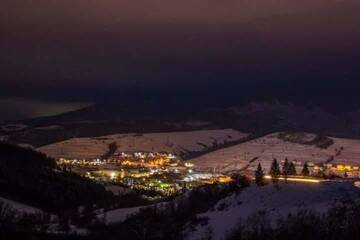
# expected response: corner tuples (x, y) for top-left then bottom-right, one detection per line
(264, 175), (323, 183)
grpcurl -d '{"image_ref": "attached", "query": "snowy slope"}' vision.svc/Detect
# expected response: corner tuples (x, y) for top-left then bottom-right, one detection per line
(328, 137), (360, 165)
(97, 206), (144, 224)
(38, 129), (248, 159)
(188, 132), (360, 173)
(188, 181), (360, 240)
(0, 197), (42, 215)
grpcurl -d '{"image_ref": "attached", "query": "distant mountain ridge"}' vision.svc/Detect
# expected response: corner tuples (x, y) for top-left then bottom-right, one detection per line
(2, 101), (360, 147)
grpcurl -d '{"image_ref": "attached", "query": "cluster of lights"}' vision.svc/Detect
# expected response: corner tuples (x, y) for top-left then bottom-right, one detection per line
(57, 152), (237, 196)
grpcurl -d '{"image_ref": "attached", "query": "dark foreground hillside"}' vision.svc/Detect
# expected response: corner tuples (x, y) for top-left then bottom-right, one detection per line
(0, 143), (147, 213)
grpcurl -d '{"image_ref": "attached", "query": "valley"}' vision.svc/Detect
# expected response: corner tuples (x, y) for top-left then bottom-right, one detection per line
(4, 117), (360, 239)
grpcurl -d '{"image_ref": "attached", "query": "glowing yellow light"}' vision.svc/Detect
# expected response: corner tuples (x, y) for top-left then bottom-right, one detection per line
(337, 165), (345, 171)
(110, 172), (117, 179)
(264, 175), (321, 183)
(354, 181), (360, 188)
(345, 165), (352, 171)
(185, 162), (194, 168)
(217, 176), (233, 183)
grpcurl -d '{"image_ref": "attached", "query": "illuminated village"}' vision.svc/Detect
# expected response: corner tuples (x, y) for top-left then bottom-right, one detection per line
(57, 152), (232, 197)
(55, 148), (360, 200)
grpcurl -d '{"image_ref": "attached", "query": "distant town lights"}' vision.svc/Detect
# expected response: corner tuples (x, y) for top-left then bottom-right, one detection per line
(110, 172), (117, 179)
(185, 162), (194, 168)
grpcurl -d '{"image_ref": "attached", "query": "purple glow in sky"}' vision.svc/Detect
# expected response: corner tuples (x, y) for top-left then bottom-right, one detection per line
(1, 0), (359, 104)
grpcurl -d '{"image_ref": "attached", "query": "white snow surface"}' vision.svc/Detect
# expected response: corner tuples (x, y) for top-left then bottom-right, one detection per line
(97, 206), (144, 224)
(188, 181), (360, 240)
(17, 143), (35, 149)
(38, 129), (248, 159)
(0, 197), (42, 215)
(188, 132), (360, 173)
(1, 124), (27, 132)
(105, 185), (135, 195)
(34, 125), (63, 130)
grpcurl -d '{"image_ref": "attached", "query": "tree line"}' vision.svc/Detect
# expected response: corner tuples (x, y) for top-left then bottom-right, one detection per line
(255, 158), (310, 186)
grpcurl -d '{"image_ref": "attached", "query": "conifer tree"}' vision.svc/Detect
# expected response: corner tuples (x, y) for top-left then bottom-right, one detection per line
(282, 158), (290, 175)
(255, 163), (265, 186)
(269, 158), (281, 184)
(288, 162), (297, 175)
(302, 162), (310, 176)
(282, 158), (290, 182)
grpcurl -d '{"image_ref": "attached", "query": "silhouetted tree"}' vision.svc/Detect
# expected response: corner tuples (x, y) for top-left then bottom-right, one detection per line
(269, 158), (281, 184)
(302, 162), (310, 176)
(255, 163), (265, 186)
(282, 158), (290, 182)
(288, 162), (297, 175)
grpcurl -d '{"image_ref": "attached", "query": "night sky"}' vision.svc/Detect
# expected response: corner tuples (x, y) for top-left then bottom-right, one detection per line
(1, 1), (360, 119)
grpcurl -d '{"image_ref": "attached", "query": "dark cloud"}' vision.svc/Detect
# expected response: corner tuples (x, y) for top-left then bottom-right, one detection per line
(1, 0), (360, 105)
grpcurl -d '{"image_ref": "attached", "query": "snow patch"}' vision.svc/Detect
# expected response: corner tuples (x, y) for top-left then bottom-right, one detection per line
(97, 206), (144, 224)
(1, 124), (27, 132)
(34, 125), (63, 130)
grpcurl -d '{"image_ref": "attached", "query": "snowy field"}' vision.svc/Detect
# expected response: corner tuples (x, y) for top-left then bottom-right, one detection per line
(38, 129), (248, 159)
(188, 133), (360, 173)
(188, 181), (360, 240)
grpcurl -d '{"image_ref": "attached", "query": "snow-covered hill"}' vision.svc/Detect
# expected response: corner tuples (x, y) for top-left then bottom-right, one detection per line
(38, 129), (248, 159)
(188, 132), (360, 173)
(187, 181), (360, 240)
